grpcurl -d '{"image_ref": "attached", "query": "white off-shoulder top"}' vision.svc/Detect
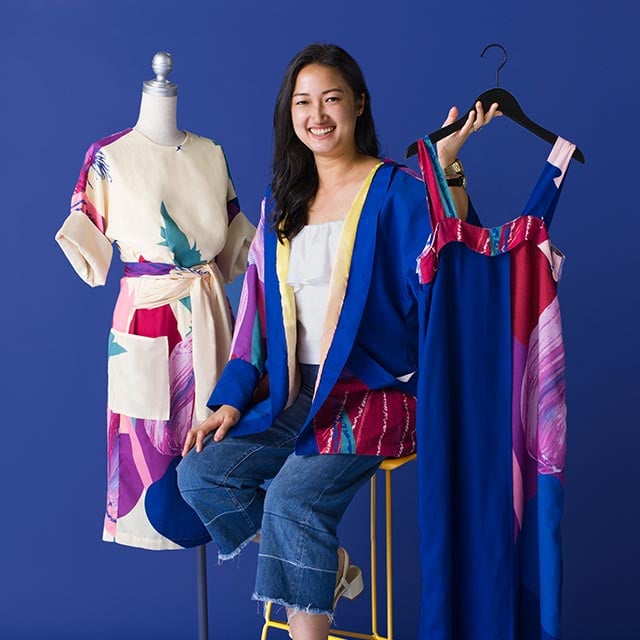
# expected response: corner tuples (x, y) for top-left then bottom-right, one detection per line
(287, 220), (344, 364)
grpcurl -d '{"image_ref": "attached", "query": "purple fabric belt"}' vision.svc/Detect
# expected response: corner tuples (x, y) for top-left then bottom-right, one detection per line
(123, 262), (177, 277)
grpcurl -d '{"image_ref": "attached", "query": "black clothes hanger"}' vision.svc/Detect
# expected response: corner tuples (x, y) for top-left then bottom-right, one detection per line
(405, 44), (585, 164)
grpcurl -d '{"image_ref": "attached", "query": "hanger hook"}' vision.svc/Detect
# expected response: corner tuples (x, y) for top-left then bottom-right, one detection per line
(480, 43), (508, 87)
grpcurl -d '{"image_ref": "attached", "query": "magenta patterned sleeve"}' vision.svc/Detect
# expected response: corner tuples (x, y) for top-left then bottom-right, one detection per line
(227, 197), (267, 373)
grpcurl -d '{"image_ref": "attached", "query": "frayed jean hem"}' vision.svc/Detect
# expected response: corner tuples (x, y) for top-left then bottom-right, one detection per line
(217, 530), (260, 562)
(252, 593), (335, 624)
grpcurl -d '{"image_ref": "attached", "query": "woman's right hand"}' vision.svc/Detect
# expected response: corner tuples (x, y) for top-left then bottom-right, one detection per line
(181, 405), (241, 456)
(436, 101), (502, 168)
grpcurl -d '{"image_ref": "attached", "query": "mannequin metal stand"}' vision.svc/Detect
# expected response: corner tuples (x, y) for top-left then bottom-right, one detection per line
(197, 545), (209, 640)
(137, 52), (211, 640)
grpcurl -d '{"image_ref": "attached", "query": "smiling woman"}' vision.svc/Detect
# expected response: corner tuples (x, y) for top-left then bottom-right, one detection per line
(271, 45), (383, 241)
(176, 42), (499, 640)
(290, 64), (381, 227)
(290, 65), (363, 157)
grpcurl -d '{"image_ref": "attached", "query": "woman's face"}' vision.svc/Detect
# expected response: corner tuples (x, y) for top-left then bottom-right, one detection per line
(290, 63), (364, 160)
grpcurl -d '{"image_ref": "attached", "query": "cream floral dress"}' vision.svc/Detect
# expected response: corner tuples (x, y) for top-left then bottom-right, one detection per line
(56, 128), (255, 549)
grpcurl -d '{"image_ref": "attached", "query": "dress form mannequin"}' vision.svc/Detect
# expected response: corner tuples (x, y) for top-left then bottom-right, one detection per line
(136, 52), (208, 640)
(134, 51), (186, 146)
(58, 49), (256, 640)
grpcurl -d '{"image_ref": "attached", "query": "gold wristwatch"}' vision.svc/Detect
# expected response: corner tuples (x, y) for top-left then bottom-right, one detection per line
(443, 158), (464, 177)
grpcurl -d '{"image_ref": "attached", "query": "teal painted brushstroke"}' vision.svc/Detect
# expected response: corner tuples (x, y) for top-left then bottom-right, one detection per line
(340, 413), (356, 454)
(179, 296), (192, 312)
(158, 201), (202, 267)
(250, 315), (264, 372)
(108, 331), (127, 357)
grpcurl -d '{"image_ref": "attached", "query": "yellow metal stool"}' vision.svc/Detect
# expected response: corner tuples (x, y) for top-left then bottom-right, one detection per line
(260, 453), (417, 640)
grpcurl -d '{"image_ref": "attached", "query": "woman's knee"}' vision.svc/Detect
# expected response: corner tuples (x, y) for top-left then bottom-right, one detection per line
(262, 469), (337, 538)
(176, 439), (221, 494)
(263, 470), (306, 520)
(176, 450), (201, 495)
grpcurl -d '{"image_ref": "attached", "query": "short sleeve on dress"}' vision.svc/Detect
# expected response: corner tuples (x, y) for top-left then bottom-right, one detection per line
(216, 212), (256, 283)
(55, 143), (113, 287)
(56, 211), (112, 286)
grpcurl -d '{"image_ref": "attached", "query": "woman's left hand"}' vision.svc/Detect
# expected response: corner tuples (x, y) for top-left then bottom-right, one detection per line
(437, 101), (502, 169)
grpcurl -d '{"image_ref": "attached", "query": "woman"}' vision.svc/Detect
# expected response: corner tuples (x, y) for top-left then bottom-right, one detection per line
(177, 43), (499, 639)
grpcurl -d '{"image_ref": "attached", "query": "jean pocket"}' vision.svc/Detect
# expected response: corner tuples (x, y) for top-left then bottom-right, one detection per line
(107, 328), (170, 420)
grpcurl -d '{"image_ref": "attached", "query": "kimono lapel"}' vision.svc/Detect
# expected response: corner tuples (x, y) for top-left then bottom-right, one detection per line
(269, 162), (395, 415)
(316, 162), (383, 382)
(274, 235), (300, 408)
(264, 208), (294, 415)
(308, 161), (395, 420)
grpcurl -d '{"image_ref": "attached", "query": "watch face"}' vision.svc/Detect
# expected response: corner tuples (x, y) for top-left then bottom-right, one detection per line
(444, 159), (463, 176)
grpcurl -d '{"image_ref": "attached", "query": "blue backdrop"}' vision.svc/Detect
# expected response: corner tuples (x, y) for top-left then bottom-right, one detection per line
(1, 1), (638, 639)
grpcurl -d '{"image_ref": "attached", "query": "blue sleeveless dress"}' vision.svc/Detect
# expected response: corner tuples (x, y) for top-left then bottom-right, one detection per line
(415, 136), (575, 640)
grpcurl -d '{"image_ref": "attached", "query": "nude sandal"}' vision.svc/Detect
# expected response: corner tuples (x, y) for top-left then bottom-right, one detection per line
(333, 547), (364, 609)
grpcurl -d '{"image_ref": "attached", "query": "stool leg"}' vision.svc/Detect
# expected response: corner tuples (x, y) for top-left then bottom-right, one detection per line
(385, 470), (394, 640)
(370, 473), (379, 638)
(260, 602), (272, 640)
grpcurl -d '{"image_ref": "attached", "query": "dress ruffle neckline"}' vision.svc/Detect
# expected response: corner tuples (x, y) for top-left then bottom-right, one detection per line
(287, 220), (344, 289)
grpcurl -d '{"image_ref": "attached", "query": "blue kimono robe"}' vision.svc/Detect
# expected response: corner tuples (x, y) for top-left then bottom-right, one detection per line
(209, 161), (430, 456)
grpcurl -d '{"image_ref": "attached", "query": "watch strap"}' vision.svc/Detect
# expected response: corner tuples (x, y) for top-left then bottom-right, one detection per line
(446, 175), (466, 188)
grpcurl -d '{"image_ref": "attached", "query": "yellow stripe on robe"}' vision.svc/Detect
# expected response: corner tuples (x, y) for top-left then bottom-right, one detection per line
(317, 162), (383, 388)
(275, 234), (299, 408)
(275, 162), (383, 406)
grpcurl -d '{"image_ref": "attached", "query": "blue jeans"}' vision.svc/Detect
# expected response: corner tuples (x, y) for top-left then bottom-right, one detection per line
(177, 364), (383, 614)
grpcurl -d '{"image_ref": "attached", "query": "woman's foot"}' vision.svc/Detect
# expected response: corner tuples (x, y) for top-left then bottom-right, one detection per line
(286, 548), (365, 639)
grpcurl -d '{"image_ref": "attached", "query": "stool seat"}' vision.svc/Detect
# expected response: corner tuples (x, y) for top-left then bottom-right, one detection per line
(260, 453), (417, 640)
(379, 453), (416, 471)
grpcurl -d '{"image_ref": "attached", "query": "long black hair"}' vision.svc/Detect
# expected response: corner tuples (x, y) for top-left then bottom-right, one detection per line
(271, 43), (380, 241)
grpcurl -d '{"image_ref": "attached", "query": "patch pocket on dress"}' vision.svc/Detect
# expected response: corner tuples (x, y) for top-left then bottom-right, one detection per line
(107, 328), (170, 420)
